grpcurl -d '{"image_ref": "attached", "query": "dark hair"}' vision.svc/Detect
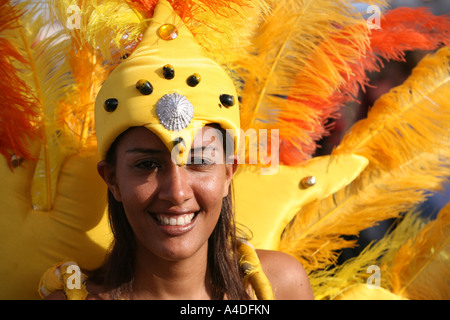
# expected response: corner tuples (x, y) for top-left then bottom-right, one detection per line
(94, 125), (251, 300)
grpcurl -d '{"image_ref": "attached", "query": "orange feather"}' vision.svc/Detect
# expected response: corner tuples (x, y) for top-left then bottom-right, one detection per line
(0, 0), (40, 167)
(280, 8), (450, 166)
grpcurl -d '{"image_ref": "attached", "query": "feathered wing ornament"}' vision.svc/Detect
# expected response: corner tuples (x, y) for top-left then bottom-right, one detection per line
(233, 5), (450, 254)
(0, 0), (113, 211)
(279, 47), (450, 274)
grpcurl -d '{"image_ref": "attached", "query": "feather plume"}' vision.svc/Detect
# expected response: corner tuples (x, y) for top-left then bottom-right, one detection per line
(310, 199), (450, 300)
(334, 47), (450, 171)
(387, 199), (450, 300)
(267, 7), (450, 165)
(0, 0), (40, 166)
(309, 209), (429, 300)
(279, 151), (450, 272)
(4, 0), (77, 210)
(279, 47), (450, 272)
(237, 0), (389, 165)
(56, 33), (110, 152)
(48, 0), (268, 69)
(48, 0), (145, 62)
(351, 7), (450, 89)
(370, 7), (450, 62)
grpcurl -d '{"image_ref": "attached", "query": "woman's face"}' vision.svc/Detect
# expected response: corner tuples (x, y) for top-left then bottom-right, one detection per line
(98, 126), (235, 262)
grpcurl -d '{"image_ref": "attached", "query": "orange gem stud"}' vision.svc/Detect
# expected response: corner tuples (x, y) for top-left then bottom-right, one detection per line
(158, 24), (178, 40)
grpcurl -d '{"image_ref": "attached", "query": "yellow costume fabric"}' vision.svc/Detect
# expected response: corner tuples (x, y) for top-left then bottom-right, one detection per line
(238, 241), (274, 300)
(234, 154), (368, 249)
(38, 261), (88, 300)
(0, 145), (109, 299)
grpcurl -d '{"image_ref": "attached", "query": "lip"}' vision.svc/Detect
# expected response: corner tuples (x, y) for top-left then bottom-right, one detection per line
(149, 211), (200, 236)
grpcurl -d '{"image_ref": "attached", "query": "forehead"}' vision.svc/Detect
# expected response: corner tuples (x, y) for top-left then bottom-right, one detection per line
(117, 126), (224, 152)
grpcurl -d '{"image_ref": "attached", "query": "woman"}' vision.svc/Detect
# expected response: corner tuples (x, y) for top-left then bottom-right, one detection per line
(44, 0), (313, 300)
(46, 124), (313, 300)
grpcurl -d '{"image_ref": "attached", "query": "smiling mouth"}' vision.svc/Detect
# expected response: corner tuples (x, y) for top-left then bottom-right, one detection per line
(153, 212), (199, 226)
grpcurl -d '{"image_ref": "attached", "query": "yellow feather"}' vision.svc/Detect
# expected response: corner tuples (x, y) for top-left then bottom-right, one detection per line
(279, 47), (450, 273)
(335, 46), (450, 172)
(279, 151), (450, 273)
(174, 0), (270, 68)
(57, 35), (110, 152)
(238, 0), (388, 161)
(6, 1), (76, 211)
(47, 0), (269, 73)
(309, 210), (428, 300)
(314, 201), (450, 300)
(48, 0), (145, 62)
(388, 199), (450, 300)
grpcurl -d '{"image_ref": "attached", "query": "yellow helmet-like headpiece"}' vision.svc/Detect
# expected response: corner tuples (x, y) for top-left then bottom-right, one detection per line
(95, 0), (240, 164)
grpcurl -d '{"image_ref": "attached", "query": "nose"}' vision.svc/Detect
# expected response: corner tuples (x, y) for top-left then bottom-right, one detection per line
(157, 163), (193, 205)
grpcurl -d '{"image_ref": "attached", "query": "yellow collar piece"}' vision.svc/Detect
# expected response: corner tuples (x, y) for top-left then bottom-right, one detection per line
(95, 0), (240, 164)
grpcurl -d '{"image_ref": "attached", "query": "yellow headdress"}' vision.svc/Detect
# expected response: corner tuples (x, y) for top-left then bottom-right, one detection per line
(95, 0), (240, 164)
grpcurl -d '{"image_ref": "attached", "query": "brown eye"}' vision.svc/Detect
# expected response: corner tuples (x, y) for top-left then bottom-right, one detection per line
(163, 64), (175, 80)
(186, 73), (201, 87)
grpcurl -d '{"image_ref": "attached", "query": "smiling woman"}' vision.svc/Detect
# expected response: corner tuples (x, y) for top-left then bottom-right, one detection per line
(43, 125), (313, 300)
(94, 125), (250, 300)
(42, 0), (314, 300)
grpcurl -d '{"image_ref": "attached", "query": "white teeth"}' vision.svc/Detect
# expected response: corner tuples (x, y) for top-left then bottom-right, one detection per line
(156, 213), (195, 226)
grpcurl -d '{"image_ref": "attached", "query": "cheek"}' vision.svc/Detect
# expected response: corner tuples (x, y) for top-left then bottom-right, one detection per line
(195, 174), (227, 212)
(116, 171), (157, 209)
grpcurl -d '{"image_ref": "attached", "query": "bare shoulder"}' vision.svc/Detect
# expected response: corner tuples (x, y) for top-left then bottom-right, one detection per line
(256, 249), (314, 300)
(43, 290), (66, 300)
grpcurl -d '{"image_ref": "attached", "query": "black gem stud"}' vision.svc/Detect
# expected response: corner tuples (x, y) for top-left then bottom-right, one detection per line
(163, 64), (175, 80)
(10, 154), (24, 168)
(219, 94), (235, 108)
(186, 73), (201, 87)
(104, 98), (119, 112)
(136, 79), (153, 95)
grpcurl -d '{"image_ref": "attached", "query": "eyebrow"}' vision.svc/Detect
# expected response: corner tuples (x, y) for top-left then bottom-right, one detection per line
(190, 146), (218, 153)
(125, 147), (164, 155)
(126, 146), (218, 154)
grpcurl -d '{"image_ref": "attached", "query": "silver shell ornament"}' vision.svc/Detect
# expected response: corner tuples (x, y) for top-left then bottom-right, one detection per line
(156, 92), (194, 131)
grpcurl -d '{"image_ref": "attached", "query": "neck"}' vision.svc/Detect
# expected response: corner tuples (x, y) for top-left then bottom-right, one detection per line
(125, 241), (212, 300)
